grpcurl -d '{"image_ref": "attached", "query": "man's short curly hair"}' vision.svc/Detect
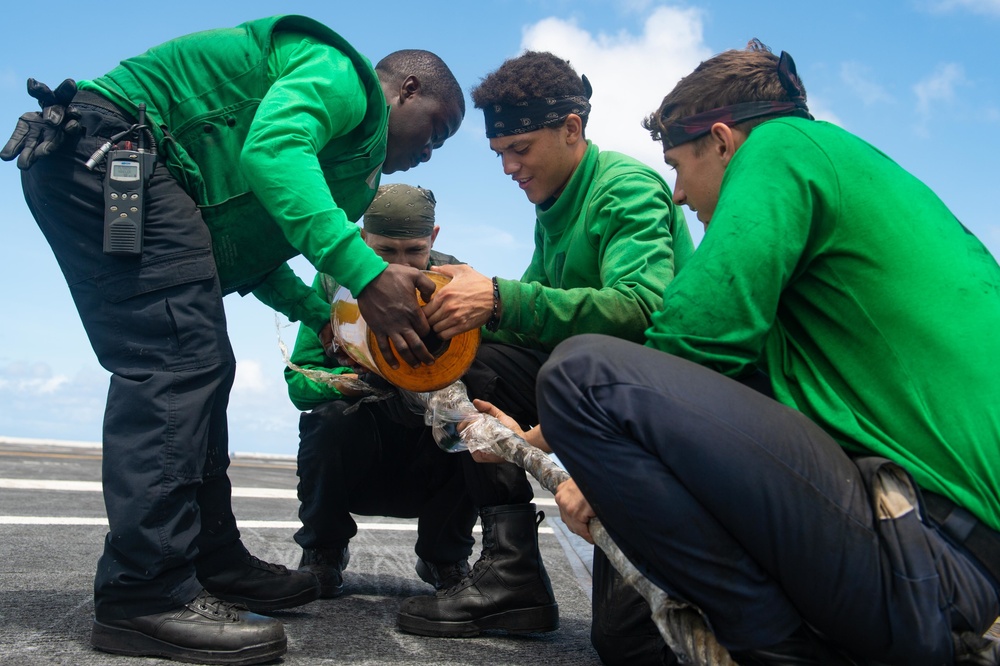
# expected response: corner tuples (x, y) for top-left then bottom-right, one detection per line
(471, 51), (589, 130)
(376, 49), (465, 117)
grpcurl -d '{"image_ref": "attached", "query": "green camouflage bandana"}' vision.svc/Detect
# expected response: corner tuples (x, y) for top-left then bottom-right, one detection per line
(363, 184), (436, 238)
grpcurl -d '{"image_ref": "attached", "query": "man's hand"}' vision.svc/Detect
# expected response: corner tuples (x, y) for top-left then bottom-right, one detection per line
(467, 398), (523, 463)
(555, 478), (596, 544)
(423, 264), (494, 340)
(318, 322), (336, 354)
(1, 78), (81, 170)
(356, 264), (437, 368)
(319, 322), (366, 371)
(467, 399), (551, 462)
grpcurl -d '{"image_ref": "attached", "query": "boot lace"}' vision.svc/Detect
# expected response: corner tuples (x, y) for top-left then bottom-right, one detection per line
(440, 564), (478, 595)
(188, 591), (244, 621)
(245, 552), (288, 574)
(440, 524), (495, 595)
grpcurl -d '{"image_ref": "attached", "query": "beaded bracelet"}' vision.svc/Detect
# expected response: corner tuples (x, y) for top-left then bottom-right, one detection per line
(486, 276), (502, 332)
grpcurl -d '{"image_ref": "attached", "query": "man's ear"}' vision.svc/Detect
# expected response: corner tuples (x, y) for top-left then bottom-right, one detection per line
(399, 75), (421, 103)
(430, 225), (440, 245)
(709, 122), (740, 167)
(563, 114), (584, 144)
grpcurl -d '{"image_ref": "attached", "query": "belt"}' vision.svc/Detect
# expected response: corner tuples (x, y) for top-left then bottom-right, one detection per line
(923, 491), (1000, 588)
(71, 90), (136, 123)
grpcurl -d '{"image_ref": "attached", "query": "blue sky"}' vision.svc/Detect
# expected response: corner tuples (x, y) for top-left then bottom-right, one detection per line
(1, 0), (997, 456)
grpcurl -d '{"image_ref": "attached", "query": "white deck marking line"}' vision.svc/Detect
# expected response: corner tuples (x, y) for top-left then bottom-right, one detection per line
(0, 478), (296, 498)
(0, 516), (553, 533)
(1, 478), (101, 492)
(0, 478), (557, 506)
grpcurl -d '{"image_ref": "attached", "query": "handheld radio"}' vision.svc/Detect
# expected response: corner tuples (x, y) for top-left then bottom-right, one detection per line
(103, 148), (155, 256)
(85, 103), (157, 256)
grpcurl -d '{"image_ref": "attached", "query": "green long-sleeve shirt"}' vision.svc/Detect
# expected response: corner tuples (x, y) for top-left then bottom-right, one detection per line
(244, 30), (387, 330)
(83, 16), (388, 333)
(489, 141), (694, 351)
(647, 117), (1000, 531)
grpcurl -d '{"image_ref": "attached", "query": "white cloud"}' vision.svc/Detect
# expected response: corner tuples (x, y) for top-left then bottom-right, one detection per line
(233, 358), (269, 394)
(618, 0), (656, 13)
(520, 6), (713, 174)
(228, 357), (301, 452)
(0, 375), (69, 394)
(804, 97), (843, 128)
(840, 62), (893, 106)
(0, 361), (70, 395)
(924, 0), (1000, 16)
(914, 63), (966, 111)
(913, 62), (967, 134)
(984, 228), (1000, 263)
(0, 362), (107, 440)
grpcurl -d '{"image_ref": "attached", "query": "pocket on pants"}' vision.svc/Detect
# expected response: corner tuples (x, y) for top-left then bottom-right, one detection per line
(858, 456), (952, 660)
(82, 248), (229, 371)
(94, 248), (216, 303)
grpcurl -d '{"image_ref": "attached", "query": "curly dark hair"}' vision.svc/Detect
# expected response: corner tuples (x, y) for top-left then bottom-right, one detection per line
(376, 49), (465, 117)
(471, 51), (588, 130)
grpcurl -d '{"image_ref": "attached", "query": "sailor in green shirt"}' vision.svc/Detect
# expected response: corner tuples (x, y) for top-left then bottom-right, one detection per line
(534, 42), (1000, 664)
(2, 15), (464, 664)
(398, 52), (693, 660)
(284, 184), (476, 599)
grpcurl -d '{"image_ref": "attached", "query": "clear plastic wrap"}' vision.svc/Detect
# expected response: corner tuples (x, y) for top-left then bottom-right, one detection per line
(399, 381), (483, 452)
(278, 328), (395, 412)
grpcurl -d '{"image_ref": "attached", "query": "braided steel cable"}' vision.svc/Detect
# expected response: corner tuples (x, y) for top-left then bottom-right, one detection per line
(421, 384), (736, 666)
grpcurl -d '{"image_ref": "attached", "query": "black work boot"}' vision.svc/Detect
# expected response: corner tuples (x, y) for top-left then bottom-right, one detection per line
(92, 589), (286, 665)
(397, 503), (559, 637)
(299, 545), (350, 599)
(415, 557), (471, 591)
(198, 543), (319, 613)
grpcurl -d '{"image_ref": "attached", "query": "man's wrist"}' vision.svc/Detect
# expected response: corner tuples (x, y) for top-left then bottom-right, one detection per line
(485, 276), (502, 332)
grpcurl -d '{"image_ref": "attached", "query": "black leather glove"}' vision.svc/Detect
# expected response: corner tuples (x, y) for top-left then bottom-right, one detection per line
(1, 78), (81, 170)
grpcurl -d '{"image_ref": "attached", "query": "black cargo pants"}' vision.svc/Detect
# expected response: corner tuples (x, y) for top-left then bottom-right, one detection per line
(21, 92), (242, 620)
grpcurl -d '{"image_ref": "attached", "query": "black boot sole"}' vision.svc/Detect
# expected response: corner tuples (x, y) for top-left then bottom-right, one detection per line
(397, 603), (559, 638)
(215, 583), (320, 613)
(91, 620), (286, 665)
(317, 582), (346, 599)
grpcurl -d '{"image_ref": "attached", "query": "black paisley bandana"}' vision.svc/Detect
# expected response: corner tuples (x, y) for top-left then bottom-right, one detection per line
(483, 75), (593, 138)
(661, 51), (813, 149)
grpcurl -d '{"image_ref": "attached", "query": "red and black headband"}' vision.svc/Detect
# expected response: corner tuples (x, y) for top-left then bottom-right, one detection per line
(661, 51), (813, 149)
